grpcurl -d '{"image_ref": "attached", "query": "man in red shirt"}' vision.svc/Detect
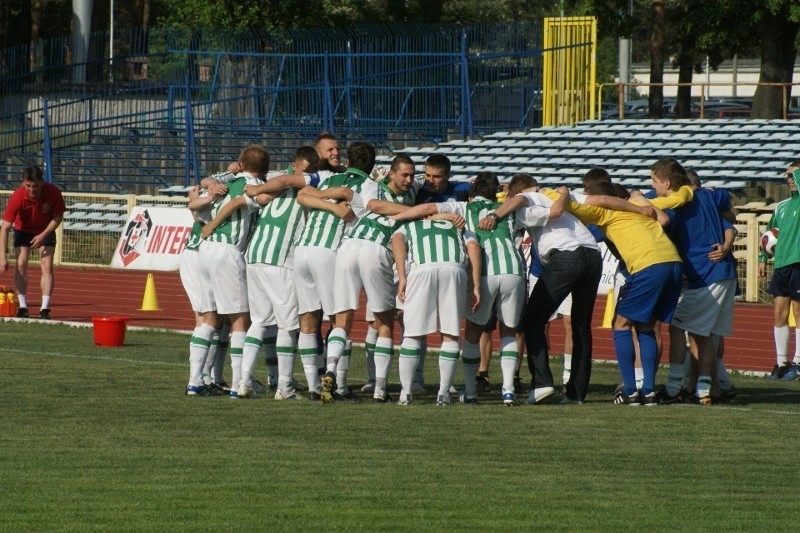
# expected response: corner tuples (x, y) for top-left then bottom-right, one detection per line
(0, 166), (66, 319)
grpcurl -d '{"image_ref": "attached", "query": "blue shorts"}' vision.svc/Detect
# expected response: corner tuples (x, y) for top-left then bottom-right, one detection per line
(768, 263), (800, 300)
(13, 230), (56, 248)
(616, 262), (683, 324)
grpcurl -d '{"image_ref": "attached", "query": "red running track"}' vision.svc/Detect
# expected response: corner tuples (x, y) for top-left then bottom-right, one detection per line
(4, 265), (778, 373)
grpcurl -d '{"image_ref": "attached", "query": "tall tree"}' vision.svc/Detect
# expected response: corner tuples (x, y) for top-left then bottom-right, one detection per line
(751, 2), (800, 119)
(647, 0), (664, 117)
(30, 0), (43, 70)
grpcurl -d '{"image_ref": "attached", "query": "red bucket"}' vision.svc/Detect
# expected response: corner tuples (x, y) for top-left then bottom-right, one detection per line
(92, 316), (129, 347)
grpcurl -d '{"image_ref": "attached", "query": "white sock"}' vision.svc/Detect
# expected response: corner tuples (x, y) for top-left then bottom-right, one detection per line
(794, 328), (800, 363)
(277, 329), (298, 393)
(562, 353), (572, 385)
(399, 337), (421, 400)
(263, 324), (278, 386)
(326, 327), (348, 372)
(298, 332), (320, 393)
(189, 323), (215, 387)
(336, 340), (352, 393)
(697, 375), (712, 398)
(241, 325), (265, 388)
(415, 337), (427, 385)
(775, 325), (790, 365)
(461, 340), (480, 399)
(41, 295), (51, 310)
(365, 326), (378, 383)
(499, 336), (518, 394)
(374, 336), (394, 397)
(202, 332), (218, 384)
(438, 341), (460, 397)
(634, 366), (644, 391)
(229, 331), (246, 392)
(18, 294), (27, 308)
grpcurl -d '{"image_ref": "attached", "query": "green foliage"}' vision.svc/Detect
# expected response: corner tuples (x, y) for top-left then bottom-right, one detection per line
(2, 321), (800, 530)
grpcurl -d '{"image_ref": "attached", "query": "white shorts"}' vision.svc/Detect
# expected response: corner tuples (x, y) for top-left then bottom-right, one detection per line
(293, 245), (337, 316)
(403, 264), (466, 337)
(467, 273), (526, 327)
(246, 263), (299, 330)
(334, 239), (395, 314)
(179, 248), (215, 313)
(528, 273), (572, 319)
(199, 240), (248, 315)
(671, 278), (737, 337)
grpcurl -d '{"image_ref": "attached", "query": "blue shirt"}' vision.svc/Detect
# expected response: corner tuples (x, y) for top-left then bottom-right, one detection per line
(666, 188), (736, 288)
(415, 180), (470, 204)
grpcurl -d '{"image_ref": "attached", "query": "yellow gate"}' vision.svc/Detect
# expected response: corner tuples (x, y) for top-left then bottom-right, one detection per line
(542, 16), (597, 127)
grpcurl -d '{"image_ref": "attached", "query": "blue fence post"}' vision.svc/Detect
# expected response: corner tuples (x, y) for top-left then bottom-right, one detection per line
(460, 29), (474, 140)
(42, 98), (53, 184)
(184, 78), (199, 186)
(345, 41), (354, 127)
(323, 51), (334, 134)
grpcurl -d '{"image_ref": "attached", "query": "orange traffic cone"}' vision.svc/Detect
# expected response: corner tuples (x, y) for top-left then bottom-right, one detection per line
(139, 273), (162, 311)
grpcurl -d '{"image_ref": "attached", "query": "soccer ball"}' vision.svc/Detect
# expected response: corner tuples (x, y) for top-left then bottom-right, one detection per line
(761, 228), (779, 257)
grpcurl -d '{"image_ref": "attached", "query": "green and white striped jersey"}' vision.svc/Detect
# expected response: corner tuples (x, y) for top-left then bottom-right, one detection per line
(185, 221), (203, 251)
(246, 173), (320, 267)
(296, 168), (369, 250)
(395, 219), (476, 266)
(437, 197), (524, 276)
(204, 173), (263, 250)
(183, 170), (238, 251)
(346, 177), (420, 249)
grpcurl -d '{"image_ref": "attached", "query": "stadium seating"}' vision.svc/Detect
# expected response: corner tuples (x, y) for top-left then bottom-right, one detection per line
(377, 119), (797, 192)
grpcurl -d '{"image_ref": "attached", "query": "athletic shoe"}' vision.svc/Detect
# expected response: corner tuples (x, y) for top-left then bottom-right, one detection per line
(397, 395), (412, 406)
(502, 392), (518, 406)
(411, 382), (426, 394)
(559, 396), (584, 405)
(613, 389), (641, 406)
(229, 389), (239, 399)
(640, 391), (658, 406)
(655, 386), (683, 405)
(719, 386), (737, 403)
(237, 384), (260, 399)
(373, 393), (392, 403)
(360, 380), (376, 393)
(766, 363), (790, 380)
(436, 394), (451, 406)
(513, 377), (524, 395)
(781, 363), (800, 381)
(207, 382), (228, 396)
(275, 389), (301, 400)
(320, 371), (336, 403)
(332, 389), (362, 403)
(251, 380), (268, 394)
(476, 375), (491, 393)
(15, 307), (29, 318)
(185, 384), (215, 396)
(459, 392), (478, 405)
(525, 386), (555, 405)
(38, 309), (51, 320)
(307, 391), (322, 401)
(448, 385), (458, 394)
(693, 394), (713, 406)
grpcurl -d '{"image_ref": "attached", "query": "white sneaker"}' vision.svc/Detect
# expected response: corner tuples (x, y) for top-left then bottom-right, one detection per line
(237, 384), (260, 399)
(360, 380), (376, 393)
(436, 393), (451, 406)
(275, 389), (301, 400)
(411, 382), (426, 394)
(525, 386), (555, 405)
(398, 394), (412, 406)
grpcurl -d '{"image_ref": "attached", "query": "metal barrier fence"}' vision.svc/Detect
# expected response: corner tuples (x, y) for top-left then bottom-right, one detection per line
(0, 189), (776, 303)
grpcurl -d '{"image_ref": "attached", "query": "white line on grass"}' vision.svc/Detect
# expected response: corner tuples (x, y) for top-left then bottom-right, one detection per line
(0, 347), (183, 367)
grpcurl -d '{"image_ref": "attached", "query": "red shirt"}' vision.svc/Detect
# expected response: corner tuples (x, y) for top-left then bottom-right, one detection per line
(2, 183), (66, 234)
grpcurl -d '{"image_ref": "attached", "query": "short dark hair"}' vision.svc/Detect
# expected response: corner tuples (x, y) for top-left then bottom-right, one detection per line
(470, 172), (499, 201)
(22, 165), (44, 183)
(611, 183), (630, 199)
(346, 142), (376, 174)
(789, 160), (800, 169)
(507, 173), (537, 196)
(651, 157), (690, 190)
(314, 132), (337, 148)
(391, 154), (415, 171)
(239, 145), (270, 175)
(686, 169), (701, 188)
(294, 146), (320, 173)
(587, 181), (616, 196)
(583, 167), (611, 192)
(425, 154), (451, 176)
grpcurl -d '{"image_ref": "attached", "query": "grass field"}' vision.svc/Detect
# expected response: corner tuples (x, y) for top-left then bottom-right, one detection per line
(2, 321), (798, 530)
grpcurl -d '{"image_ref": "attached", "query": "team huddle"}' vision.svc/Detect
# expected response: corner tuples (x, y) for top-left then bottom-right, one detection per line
(178, 131), (796, 406)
